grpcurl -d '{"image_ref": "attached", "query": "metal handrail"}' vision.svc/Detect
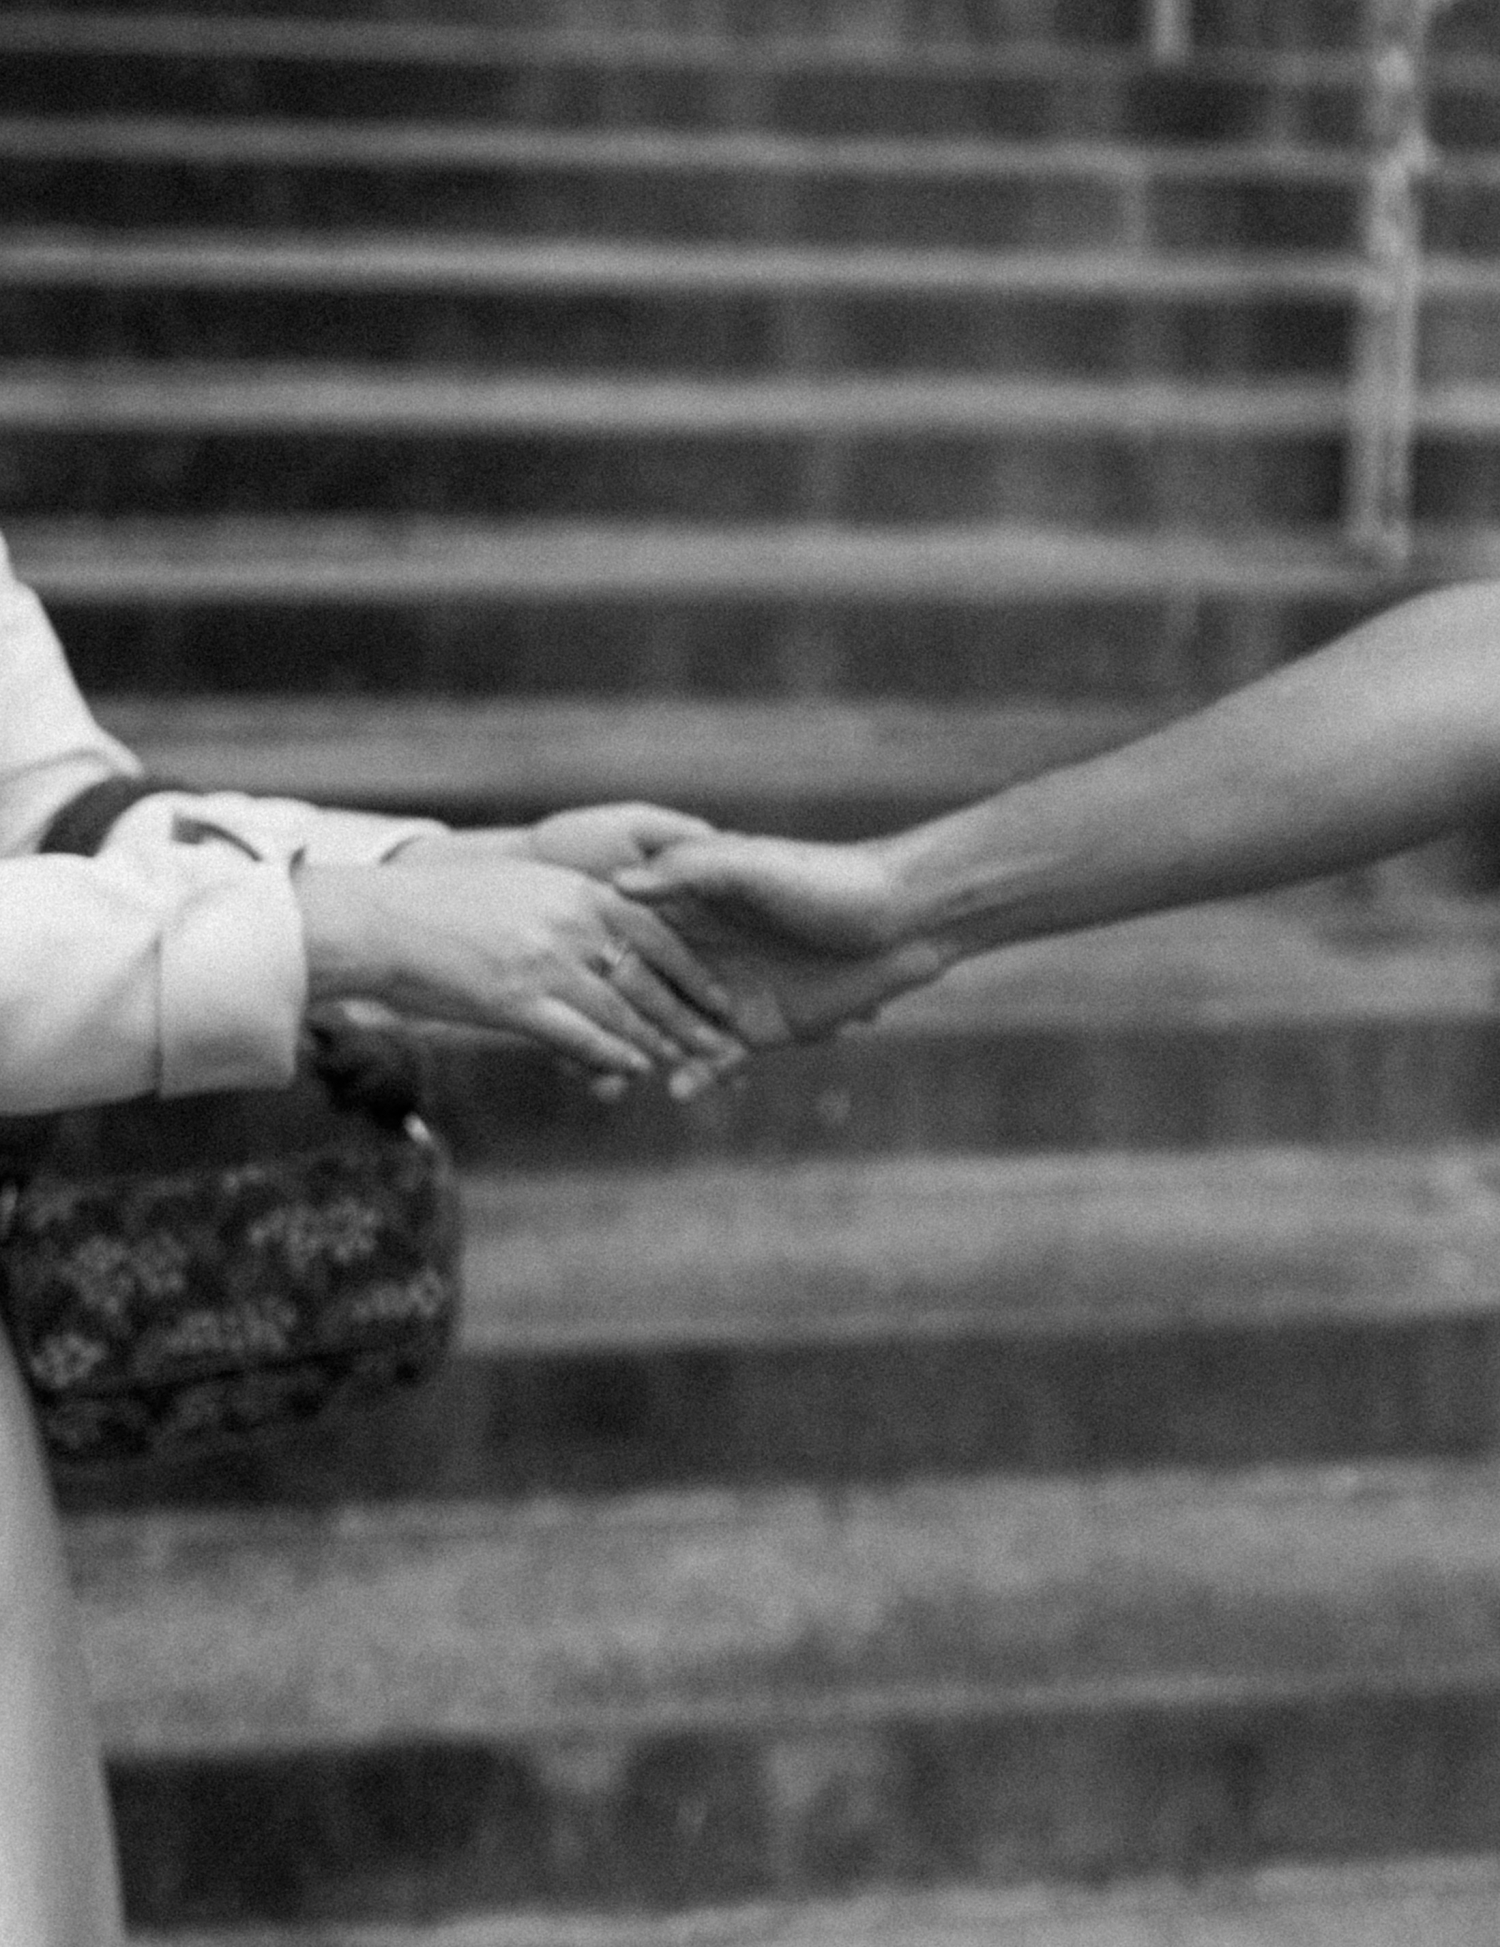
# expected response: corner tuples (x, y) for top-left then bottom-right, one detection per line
(1147, 0), (1191, 61)
(1345, 0), (1457, 569)
(1143, 0), (1456, 571)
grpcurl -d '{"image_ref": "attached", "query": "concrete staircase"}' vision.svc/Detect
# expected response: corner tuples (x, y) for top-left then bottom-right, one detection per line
(9, 1), (1500, 1940)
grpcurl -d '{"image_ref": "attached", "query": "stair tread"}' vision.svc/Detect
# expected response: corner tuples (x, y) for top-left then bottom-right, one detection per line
(70, 1455), (1500, 1751)
(880, 898), (1500, 1027)
(54, 1136), (1500, 1505)
(23, 366), (1500, 438)
(6, 516), (1400, 600)
(16, 114), (1500, 195)
(0, 16), (1382, 75)
(0, 367), (1373, 434)
(413, 889), (1500, 1036)
(96, 694), (1157, 805)
(412, 894), (1500, 1163)
(455, 1144), (1500, 1353)
(0, 117), (1378, 175)
(0, 232), (1393, 296)
(126, 1855), (1500, 1947)
(4, 16), (1495, 117)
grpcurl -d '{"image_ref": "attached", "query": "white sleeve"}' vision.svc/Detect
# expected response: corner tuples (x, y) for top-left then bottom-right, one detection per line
(104, 788), (447, 868)
(0, 528), (447, 865)
(0, 534), (139, 855)
(0, 849), (306, 1114)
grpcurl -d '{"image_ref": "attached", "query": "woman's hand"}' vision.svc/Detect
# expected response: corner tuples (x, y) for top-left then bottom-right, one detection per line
(529, 803), (717, 875)
(390, 803), (716, 879)
(295, 857), (744, 1087)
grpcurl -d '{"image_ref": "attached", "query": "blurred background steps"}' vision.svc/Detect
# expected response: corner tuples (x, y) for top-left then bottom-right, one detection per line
(15, 0), (1498, 56)
(114, 1858), (1500, 1947)
(58, 1143), (1500, 1511)
(65, 1458), (1500, 1921)
(0, 25), (1387, 142)
(0, 248), (1374, 382)
(0, 122), (1378, 247)
(7, 11), (1500, 148)
(10, 6), (1500, 704)
(12, 520), (1387, 704)
(10, 0), (1500, 1940)
(92, 694), (1166, 826)
(403, 898), (1500, 1168)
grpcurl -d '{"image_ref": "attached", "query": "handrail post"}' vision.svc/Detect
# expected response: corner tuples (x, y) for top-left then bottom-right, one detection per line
(1146, 0), (1191, 61)
(1345, 0), (1451, 570)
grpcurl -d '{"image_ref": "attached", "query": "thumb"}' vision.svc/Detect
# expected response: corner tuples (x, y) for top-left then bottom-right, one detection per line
(614, 842), (744, 901)
(613, 862), (671, 897)
(626, 807), (717, 857)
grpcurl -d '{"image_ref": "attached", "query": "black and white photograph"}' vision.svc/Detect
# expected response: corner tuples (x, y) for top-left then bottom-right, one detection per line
(3, 0), (1500, 1941)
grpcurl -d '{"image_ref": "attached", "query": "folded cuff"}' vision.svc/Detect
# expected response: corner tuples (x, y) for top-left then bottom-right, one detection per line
(108, 790), (447, 867)
(157, 862), (308, 1098)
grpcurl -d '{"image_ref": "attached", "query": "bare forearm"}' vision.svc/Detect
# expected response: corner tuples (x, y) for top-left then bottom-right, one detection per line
(878, 581), (1500, 958)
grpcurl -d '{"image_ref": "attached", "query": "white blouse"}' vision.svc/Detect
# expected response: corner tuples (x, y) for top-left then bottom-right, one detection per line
(0, 532), (442, 1113)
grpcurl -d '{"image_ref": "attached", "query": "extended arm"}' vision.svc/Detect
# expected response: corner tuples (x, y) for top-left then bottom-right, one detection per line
(880, 579), (1500, 963)
(619, 580), (1500, 1041)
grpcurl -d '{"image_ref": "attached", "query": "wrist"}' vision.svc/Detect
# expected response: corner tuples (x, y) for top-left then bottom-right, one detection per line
(294, 865), (400, 1006)
(863, 830), (958, 958)
(385, 827), (535, 866)
(869, 799), (1056, 968)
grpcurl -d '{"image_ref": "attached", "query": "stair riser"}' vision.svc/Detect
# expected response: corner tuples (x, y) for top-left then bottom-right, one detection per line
(6, 0), (1145, 42)
(0, 282), (1360, 380)
(104, 1688), (1500, 1926)
(4, 154), (1363, 254)
(25, 427), (1500, 527)
(96, 695), (1166, 837)
(0, 427), (1352, 527)
(4, 0), (1445, 54)
(56, 1312), (1500, 1513)
(49, 590), (1368, 703)
(26, 153), (1500, 263)
(27, 430), (1500, 526)
(17, 146), (1500, 268)
(10, 56), (1498, 153)
(426, 1022), (1500, 1171)
(0, 52), (1371, 142)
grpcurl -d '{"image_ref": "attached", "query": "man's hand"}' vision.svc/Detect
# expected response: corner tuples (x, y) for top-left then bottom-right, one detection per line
(295, 857), (743, 1089)
(615, 834), (954, 1051)
(619, 835), (902, 955)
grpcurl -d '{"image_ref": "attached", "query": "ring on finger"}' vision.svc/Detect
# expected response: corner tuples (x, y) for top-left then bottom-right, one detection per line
(595, 939), (633, 981)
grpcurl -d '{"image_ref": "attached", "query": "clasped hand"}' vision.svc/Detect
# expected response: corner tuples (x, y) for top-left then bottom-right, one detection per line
(343, 803), (945, 1098)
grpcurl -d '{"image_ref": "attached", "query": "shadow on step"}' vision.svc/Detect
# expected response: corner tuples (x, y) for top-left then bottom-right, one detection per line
(109, 1688), (1500, 1929)
(56, 1309), (1500, 1514)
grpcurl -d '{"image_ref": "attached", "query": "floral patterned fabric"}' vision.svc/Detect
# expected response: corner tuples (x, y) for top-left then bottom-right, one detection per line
(0, 1044), (462, 1465)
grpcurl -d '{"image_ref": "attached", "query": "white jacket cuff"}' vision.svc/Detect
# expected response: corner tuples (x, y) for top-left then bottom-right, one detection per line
(106, 790), (446, 867)
(157, 857), (308, 1098)
(0, 852), (306, 1114)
